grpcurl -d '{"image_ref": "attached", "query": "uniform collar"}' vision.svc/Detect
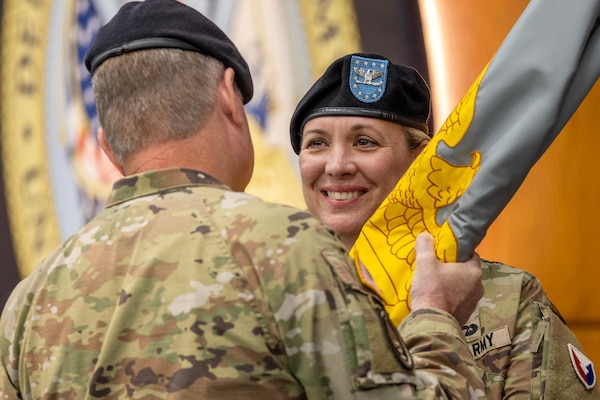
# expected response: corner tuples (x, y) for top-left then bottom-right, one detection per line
(106, 168), (229, 207)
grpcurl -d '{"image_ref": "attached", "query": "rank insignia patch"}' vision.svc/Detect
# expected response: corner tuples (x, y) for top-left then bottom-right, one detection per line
(568, 343), (597, 390)
(349, 55), (388, 103)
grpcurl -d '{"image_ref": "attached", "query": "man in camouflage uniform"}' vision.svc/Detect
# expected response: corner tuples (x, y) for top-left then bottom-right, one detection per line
(289, 52), (600, 399)
(0, 0), (488, 398)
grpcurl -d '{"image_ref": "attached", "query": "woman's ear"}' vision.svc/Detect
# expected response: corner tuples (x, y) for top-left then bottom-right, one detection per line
(97, 127), (125, 176)
(417, 138), (430, 153)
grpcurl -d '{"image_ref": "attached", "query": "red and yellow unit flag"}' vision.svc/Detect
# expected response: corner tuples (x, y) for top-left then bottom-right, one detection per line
(352, 0), (600, 325)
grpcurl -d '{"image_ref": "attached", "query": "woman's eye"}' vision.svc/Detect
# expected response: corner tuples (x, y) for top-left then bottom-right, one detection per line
(307, 138), (325, 148)
(356, 138), (376, 147)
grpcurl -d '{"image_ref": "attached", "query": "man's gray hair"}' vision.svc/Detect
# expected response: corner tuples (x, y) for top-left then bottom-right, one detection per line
(92, 49), (225, 165)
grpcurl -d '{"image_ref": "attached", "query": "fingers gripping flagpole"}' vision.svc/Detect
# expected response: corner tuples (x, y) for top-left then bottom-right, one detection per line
(351, 0), (600, 325)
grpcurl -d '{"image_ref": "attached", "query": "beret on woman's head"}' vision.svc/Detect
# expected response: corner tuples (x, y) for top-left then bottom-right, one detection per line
(290, 53), (431, 154)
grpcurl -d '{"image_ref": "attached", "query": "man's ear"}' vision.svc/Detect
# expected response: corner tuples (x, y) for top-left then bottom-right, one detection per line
(218, 67), (245, 127)
(97, 127), (125, 176)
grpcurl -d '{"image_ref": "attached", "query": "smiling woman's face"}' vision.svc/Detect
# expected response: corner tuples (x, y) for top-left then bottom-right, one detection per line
(299, 115), (425, 249)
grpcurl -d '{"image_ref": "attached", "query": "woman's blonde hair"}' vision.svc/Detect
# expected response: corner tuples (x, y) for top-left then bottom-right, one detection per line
(405, 126), (431, 150)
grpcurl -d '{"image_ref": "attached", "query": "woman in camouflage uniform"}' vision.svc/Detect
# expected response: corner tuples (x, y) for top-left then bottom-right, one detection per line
(290, 52), (599, 399)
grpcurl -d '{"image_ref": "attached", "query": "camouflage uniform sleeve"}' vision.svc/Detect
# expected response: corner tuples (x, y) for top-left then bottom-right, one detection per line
(0, 285), (25, 399)
(399, 308), (486, 399)
(516, 274), (600, 399)
(542, 294), (600, 399)
(497, 267), (600, 399)
(0, 257), (52, 399)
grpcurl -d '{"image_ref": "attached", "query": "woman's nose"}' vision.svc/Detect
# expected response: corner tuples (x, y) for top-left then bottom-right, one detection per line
(324, 147), (357, 178)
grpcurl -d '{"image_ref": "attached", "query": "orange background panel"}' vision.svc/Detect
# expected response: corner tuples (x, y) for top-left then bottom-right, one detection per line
(419, 0), (600, 364)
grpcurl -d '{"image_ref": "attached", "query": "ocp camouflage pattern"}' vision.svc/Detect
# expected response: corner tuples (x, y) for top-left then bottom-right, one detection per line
(462, 260), (600, 399)
(1, 168), (485, 399)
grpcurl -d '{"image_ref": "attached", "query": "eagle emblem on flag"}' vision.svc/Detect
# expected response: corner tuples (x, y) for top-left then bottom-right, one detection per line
(351, 0), (600, 325)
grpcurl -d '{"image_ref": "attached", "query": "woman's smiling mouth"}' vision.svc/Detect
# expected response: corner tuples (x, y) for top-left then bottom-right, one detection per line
(325, 191), (365, 200)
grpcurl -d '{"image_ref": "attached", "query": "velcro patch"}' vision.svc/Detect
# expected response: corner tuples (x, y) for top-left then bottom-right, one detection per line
(468, 326), (511, 359)
(568, 343), (597, 390)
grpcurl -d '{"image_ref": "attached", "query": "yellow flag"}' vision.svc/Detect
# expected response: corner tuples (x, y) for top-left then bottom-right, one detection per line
(351, 68), (485, 324)
(351, 0), (600, 325)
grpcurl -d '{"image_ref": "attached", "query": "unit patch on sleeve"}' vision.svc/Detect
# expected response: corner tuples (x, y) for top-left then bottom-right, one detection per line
(568, 343), (597, 390)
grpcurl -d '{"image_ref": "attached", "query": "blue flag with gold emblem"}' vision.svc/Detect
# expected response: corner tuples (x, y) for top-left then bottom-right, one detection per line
(352, 0), (600, 324)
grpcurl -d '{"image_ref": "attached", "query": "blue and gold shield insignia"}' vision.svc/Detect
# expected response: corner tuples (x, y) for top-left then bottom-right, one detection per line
(349, 55), (388, 103)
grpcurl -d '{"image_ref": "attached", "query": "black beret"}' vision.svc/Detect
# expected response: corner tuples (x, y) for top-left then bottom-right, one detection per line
(290, 53), (430, 154)
(84, 0), (253, 104)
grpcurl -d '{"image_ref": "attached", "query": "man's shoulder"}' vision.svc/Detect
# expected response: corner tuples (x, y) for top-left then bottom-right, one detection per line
(210, 191), (334, 237)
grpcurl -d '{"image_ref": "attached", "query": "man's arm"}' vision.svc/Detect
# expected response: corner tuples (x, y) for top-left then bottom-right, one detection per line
(397, 232), (486, 399)
(262, 216), (486, 398)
